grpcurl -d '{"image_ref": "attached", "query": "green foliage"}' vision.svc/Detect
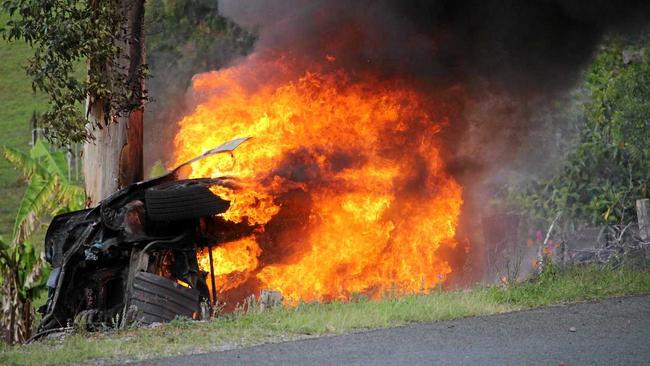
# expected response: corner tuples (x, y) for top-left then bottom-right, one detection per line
(0, 235), (45, 299)
(3, 140), (85, 244)
(0, 0), (145, 146)
(486, 264), (650, 308)
(1, 141), (85, 343)
(0, 234), (48, 343)
(1, 1), (253, 147)
(515, 34), (650, 226)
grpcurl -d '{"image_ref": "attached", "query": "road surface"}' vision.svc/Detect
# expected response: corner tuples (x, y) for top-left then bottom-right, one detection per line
(139, 294), (650, 365)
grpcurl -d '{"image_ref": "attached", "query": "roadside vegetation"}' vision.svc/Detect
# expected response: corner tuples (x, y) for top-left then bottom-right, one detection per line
(1, 264), (648, 366)
(0, 141), (85, 343)
(510, 33), (650, 230)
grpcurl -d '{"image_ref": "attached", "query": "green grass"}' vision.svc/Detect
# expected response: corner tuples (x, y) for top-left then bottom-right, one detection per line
(0, 12), (49, 236)
(0, 12), (84, 243)
(1, 265), (648, 366)
(485, 263), (650, 307)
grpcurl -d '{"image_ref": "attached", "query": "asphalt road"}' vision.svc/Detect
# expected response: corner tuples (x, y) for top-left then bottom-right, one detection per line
(140, 294), (650, 366)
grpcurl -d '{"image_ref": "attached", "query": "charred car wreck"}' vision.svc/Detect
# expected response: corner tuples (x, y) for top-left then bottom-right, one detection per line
(36, 138), (254, 336)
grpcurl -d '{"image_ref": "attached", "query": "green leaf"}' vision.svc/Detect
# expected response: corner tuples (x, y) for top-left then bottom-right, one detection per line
(2, 146), (47, 178)
(12, 174), (58, 245)
(0, 236), (13, 266)
(56, 181), (86, 212)
(30, 139), (68, 179)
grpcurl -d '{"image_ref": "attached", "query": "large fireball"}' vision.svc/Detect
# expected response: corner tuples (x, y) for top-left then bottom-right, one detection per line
(172, 56), (463, 305)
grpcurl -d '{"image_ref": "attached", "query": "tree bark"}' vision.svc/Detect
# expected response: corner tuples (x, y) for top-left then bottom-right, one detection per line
(83, 0), (146, 205)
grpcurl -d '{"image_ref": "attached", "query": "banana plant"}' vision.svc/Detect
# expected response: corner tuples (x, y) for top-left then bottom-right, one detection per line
(3, 140), (85, 245)
(0, 236), (45, 344)
(0, 140), (85, 343)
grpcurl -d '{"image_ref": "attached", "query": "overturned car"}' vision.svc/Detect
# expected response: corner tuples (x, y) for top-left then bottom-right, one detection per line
(37, 138), (254, 336)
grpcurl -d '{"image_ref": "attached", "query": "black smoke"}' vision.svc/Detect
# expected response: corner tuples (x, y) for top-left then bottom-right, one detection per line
(219, 0), (650, 93)
(215, 0), (649, 177)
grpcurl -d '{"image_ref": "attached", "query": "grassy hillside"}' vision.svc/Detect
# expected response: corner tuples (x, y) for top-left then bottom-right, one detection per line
(0, 12), (50, 237)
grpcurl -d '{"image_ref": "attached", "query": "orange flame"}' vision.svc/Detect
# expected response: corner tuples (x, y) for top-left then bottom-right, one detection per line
(197, 236), (262, 294)
(172, 58), (463, 305)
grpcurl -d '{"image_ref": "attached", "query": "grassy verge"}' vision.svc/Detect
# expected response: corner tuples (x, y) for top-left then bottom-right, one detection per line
(1, 264), (648, 365)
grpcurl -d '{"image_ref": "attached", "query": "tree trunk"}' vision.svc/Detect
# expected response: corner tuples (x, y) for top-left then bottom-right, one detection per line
(83, 0), (146, 205)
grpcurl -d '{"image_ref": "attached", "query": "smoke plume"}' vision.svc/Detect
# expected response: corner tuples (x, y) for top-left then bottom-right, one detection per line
(215, 0), (649, 174)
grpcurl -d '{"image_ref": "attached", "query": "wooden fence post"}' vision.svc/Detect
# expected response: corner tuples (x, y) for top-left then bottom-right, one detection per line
(636, 199), (650, 241)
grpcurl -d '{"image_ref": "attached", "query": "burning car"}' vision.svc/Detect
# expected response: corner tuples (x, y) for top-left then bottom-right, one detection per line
(36, 138), (253, 335)
(37, 56), (468, 336)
